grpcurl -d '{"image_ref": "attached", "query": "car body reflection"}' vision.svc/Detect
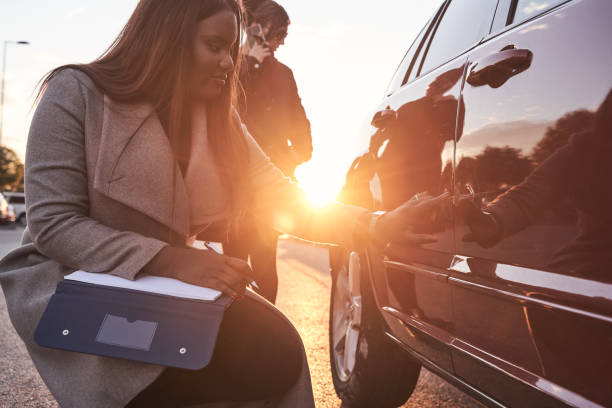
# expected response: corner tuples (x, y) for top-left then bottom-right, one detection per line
(331, 0), (612, 406)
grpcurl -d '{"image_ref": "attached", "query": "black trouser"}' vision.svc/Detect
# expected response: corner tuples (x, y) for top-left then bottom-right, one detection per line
(126, 294), (303, 407)
(224, 216), (279, 304)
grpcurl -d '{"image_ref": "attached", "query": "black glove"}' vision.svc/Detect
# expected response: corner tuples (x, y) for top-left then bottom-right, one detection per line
(455, 198), (502, 248)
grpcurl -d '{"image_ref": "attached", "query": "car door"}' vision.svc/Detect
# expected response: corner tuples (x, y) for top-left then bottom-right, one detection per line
(370, 0), (498, 374)
(452, 0), (612, 406)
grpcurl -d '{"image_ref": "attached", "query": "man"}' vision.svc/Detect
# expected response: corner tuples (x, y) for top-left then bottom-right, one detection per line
(225, 0), (313, 303)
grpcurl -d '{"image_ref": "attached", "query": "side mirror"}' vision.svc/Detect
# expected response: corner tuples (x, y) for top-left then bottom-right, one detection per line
(371, 106), (398, 129)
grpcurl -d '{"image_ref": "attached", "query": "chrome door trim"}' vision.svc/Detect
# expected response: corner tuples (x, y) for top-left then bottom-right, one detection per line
(385, 320), (605, 408)
(382, 306), (454, 345)
(449, 277), (612, 324)
(383, 260), (448, 282)
(449, 337), (605, 408)
(385, 332), (509, 408)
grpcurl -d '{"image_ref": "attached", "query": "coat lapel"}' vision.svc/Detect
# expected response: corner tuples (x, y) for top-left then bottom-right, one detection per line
(93, 95), (190, 237)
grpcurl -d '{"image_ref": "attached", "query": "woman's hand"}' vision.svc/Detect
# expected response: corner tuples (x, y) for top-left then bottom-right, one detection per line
(143, 246), (255, 298)
(177, 250), (254, 298)
(374, 193), (450, 246)
(246, 41), (272, 64)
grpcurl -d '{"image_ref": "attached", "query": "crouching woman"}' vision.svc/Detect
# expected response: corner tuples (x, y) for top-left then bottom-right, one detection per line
(0, 1), (440, 407)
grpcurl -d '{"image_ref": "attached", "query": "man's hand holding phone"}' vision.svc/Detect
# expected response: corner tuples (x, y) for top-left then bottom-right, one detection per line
(247, 41), (272, 64)
(246, 23), (272, 64)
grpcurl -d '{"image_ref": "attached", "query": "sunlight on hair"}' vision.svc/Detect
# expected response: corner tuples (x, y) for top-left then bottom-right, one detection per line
(295, 161), (344, 207)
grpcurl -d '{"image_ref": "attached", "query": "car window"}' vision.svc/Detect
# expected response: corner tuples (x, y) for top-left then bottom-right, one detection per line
(406, 21), (435, 84)
(490, 0), (512, 33)
(385, 23), (430, 95)
(8, 196), (25, 204)
(419, 0), (498, 76)
(511, 0), (568, 24)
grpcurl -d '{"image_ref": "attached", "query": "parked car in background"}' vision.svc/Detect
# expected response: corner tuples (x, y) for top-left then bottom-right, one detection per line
(3, 192), (26, 226)
(329, 0), (612, 407)
(0, 193), (17, 225)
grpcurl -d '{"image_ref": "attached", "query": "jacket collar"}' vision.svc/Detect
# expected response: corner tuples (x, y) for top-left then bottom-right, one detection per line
(93, 95), (190, 237)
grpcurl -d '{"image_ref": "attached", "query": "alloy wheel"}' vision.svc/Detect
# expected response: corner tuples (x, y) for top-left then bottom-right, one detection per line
(332, 251), (362, 382)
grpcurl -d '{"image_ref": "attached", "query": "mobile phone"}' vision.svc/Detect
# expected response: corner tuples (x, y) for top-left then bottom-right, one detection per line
(246, 23), (266, 47)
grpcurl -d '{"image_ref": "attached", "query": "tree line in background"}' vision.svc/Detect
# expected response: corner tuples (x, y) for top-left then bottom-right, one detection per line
(455, 109), (594, 195)
(0, 146), (24, 192)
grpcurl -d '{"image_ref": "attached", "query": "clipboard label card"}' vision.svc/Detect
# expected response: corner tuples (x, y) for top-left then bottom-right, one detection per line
(95, 314), (158, 351)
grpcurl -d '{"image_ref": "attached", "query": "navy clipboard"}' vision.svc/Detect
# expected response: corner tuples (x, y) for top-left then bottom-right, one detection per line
(34, 273), (233, 370)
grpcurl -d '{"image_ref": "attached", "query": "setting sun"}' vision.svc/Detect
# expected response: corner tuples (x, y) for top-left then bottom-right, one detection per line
(295, 160), (345, 207)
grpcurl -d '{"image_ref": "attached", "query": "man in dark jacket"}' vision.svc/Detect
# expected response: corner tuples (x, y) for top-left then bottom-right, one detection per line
(239, 40), (312, 179)
(225, 0), (313, 303)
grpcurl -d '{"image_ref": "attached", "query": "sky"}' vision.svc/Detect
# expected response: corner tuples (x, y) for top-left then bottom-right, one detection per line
(0, 1), (442, 202)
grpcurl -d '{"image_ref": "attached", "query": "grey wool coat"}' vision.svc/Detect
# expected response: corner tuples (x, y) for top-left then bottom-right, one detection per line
(0, 69), (366, 408)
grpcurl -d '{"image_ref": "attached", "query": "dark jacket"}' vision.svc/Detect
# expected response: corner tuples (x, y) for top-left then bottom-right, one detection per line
(239, 55), (312, 178)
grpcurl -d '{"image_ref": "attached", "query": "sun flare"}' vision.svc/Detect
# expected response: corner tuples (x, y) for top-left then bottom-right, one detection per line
(295, 160), (345, 207)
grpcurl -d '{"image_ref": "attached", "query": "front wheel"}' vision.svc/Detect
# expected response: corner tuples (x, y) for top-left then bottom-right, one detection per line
(329, 248), (421, 408)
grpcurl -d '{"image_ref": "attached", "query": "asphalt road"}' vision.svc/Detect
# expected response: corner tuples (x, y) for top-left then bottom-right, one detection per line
(0, 225), (482, 408)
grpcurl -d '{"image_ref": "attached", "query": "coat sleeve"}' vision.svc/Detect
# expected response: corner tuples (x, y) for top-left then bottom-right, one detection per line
(25, 70), (167, 280)
(486, 141), (573, 238)
(241, 123), (367, 247)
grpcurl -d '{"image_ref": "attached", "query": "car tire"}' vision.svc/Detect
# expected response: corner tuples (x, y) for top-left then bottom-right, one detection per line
(17, 214), (26, 227)
(329, 248), (421, 408)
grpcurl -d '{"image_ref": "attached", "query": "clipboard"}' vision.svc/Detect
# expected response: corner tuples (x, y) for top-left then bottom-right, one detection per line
(34, 271), (233, 370)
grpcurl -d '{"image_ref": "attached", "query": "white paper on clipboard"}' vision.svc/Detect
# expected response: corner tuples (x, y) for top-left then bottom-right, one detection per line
(65, 271), (222, 302)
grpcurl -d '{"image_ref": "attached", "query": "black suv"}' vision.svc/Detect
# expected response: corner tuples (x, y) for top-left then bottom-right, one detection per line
(329, 1), (612, 407)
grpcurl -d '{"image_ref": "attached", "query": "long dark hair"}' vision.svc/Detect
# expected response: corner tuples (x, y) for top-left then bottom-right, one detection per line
(244, 0), (289, 31)
(37, 0), (250, 220)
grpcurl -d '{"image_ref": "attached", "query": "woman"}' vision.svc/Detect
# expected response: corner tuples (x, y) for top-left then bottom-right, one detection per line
(0, 1), (439, 407)
(224, 0), (312, 303)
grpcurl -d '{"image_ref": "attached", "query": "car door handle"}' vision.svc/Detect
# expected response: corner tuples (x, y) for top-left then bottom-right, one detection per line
(467, 45), (533, 88)
(371, 106), (397, 129)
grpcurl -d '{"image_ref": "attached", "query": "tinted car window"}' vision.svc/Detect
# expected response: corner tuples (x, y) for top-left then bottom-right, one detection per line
(512, 0), (568, 24)
(386, 22), (430, 95)
(406, 24), (434, 83)
(420, 0), (498, 75)
(8, 196), (25, 204)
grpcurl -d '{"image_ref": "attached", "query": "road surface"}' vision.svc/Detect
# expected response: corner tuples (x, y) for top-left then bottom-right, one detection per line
(0, 226), (482, 407)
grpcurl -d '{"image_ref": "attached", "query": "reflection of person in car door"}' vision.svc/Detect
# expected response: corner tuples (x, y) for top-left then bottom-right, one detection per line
(223, 0), (313, 303)
(459, 89), (612, 280)
(377, 68), (464, 209)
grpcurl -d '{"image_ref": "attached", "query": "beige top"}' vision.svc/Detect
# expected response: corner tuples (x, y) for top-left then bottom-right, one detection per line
(184, 107), (230, 233)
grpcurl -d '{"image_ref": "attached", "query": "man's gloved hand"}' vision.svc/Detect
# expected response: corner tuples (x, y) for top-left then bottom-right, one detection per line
(455, 198), (502, 248)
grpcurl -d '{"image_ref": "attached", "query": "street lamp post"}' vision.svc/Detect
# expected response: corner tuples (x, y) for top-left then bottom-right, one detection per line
(0, 40), (30, 147)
